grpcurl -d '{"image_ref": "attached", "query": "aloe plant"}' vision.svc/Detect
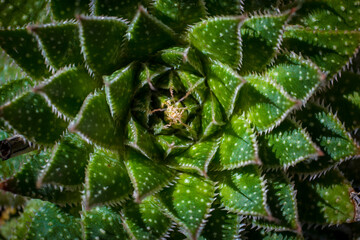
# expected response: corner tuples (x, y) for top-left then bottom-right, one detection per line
(0, 0), (360, 239)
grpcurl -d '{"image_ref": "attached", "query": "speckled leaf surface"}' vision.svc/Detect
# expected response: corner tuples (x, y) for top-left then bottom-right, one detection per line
(296, 170), (356, 225)
(177, 70), (207, 105)
(29, 22), (83, 70)
(189, 17), (243, 69)
(0, 28), (50, 79)
(236, 75), (296, 132)
(78, 15), (128, 75)
(36, 67), (99, 119)
(70, 91), (121, 150)
(125, 148), (176, 202)
(245, 229), (303, 240)
(204, 0), (243, 16)
(260, 120), (321, 169)
(104, 63), (136, 126)
(210, 115), (259, 170)
(25, 201), (82, 240)
(82, 206), (127, 240)
(158, 173), (215, 240)
(51, 0), (90, 20)
(201, 92), (225, 139)
(160, 47), (204, 74)
(85, 148), (132, 208)
(168, 138), (219, 176)
(0, 92), (68, 145)
(215, 165), (269, 217)
(156, 134), (193, 158)
(125, 7), (175, 60)
(0, 77), (33, 106)
(37, 133), (93, 190)
(240, 13), (290, 74)
(207, 60), (245, 118)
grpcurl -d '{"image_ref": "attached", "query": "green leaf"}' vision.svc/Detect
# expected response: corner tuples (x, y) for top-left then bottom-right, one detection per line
(260, 120), (321, 169)
(215, 165), (269, 217)
(28, 21), (83, 70)
(0, 77), (33, 106)
(202, 205), (244, 240)
(267, 52), (325, 102)
(126, 117), (164, 161)
(207, 60), (245, 118)
(152, 0), (206, 32)
(0, 52), (27, 84)
(78, 15), (128, 75)
(240, 12), (290, 74)
(85, 148), (132, 208)
(70, 90), (121, 150)
(156, 134), (193, 158)
(296, 170), (356, 225)
(82, 206), (128, 240)
(104, 63), (136, 126)
(188, 17), (244, 69)
(167, 138), (219, 177)
(204, 0), (243, 16)
(92, 0), (152, 20)
(201, 92), (225, 139)
(177, 70), (207, 105)
(51, 0), (90, 20)
(0, 28), (50, 79)
(283, 28), (360, 77)
(158, 173), (215, 240)
(35, 67), (99, 119)
(253, 171), (300, 231)
(125, 148), (176, 202)
(37, 133), (93, 190)
(121, 197), (172, 239)
(0, 92), (68, 145)
(25, 202), (82, 240)
(245, 229), (303, 240)
(0, 0), (48, 28)
(124, 6), (175, 60)
(236, 74), (297, 133)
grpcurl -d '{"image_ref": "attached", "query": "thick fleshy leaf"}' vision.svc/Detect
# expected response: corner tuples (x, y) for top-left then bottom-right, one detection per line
(28, 21), (83, 70)
(78, 15), (128, 75)
(177, 70), (207, 105)
(37, 133), (93, 190)
(260, 120), (321, 169)
(51, 0), (90, 20)
(204, 0), (243, 16)
(91, 0), (152, 20)
(253, 171), (300, 232)
(283, 28), (360, 77)
(202, 205), (244, 240)
(267, 52), (325, 102)
(296, 170), (356, 225)
(25, 202), (82, 240)
(124, 6), (175, 60)
(240, 12), (290, 74)
(83, 206), (128, 239)
(104, 63), (136, 126)
(188, 17), (244, 69)
(121, 197), (172, 239)
(215, 165), (269, 217)
(126, 117), (164, 161)
(85, 148), (132, 208)
(245, 229), (303, 240)
(0, 52), (27, 84)
(0, 92), (68, 145)
(294, 104), (360, 162)
(168, 138), (219, 177)
(0, 0), (48, 28)
(201, 92), (225, 139)
(35, 67), (99, 119)
(236, 74), (297, 133)
(0, 28), (50, 79)
(158, 173), (215, 240)
(69, 91), (121, 150)
(207, 60), (245, 118)
(153, 0), (206, 32)
(156, 134), (193, 158)
(0, 77), (33, 106)
(125, 148), (176, 202)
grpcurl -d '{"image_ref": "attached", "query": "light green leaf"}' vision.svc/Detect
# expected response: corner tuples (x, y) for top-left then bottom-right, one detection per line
(156, 134), (193, 158)
(201, 92), (225, 139)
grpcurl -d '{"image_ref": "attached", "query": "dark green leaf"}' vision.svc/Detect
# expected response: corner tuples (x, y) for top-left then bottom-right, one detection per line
(51, 0), (90, 20)
(201, 92), (225, 139)
(0, 77), (33, 106)
(156, 134), (193, 158)
(204, 0), (243, 16)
